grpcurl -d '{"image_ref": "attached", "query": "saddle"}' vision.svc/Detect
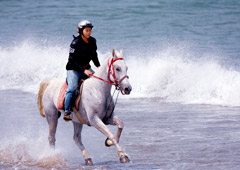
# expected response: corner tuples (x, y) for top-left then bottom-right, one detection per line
(57, 79), (84, 111)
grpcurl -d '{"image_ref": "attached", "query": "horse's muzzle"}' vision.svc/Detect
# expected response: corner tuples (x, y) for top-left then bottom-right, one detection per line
(121, 85), (132, 95)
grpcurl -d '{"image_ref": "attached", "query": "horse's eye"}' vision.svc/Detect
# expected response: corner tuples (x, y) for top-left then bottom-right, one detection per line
(116, 67), (121, 72)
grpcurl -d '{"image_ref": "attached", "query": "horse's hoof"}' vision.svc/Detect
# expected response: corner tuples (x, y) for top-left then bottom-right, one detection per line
(105, 138), (113, 147)
(85, 158), (93, 165)
(119, 155), (130, 163)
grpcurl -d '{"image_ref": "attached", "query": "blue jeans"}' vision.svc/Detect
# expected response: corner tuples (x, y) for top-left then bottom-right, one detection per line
(64, 69), (94, 113)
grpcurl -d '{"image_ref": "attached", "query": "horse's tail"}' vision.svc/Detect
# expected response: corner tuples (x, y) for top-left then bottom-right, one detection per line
(37, 79), (50, 117)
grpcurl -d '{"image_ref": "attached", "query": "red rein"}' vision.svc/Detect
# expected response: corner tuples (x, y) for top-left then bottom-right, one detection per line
(90, 57), (129, 87)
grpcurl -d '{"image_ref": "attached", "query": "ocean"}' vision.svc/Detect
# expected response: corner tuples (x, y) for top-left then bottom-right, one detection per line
(0, 0), (240, 169)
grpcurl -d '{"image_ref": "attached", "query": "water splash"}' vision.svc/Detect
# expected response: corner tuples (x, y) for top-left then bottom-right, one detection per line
(0, 135), (68, 169)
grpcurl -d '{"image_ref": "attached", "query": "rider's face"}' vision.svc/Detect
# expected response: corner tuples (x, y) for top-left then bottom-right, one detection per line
(83, 27), (92, 38)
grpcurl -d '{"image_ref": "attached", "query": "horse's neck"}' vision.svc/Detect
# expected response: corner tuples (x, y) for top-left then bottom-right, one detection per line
(91, 57), (112, 94)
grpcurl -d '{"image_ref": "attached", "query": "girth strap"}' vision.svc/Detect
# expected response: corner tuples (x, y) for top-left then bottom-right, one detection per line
(73, 81), (88, 125)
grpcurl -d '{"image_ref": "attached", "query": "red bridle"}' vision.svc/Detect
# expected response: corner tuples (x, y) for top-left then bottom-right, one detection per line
(90, 57), (129, 88)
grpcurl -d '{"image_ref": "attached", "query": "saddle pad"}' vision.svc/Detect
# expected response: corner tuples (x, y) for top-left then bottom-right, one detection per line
(57, 81), (68, 110)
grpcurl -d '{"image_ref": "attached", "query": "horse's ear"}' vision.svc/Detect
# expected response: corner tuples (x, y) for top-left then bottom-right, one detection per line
(120, 49), (123, 57)
(112, 49), (115, 57)
(112, 49), (117, 59)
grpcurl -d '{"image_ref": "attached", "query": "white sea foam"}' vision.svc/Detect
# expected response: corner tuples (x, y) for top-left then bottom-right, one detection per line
(0, 40), (67, 92)
(127, 44), (240, 106)
(0, 41), (239, 106)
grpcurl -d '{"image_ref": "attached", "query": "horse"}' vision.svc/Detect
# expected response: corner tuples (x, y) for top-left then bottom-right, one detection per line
(37, 49), (132, 165)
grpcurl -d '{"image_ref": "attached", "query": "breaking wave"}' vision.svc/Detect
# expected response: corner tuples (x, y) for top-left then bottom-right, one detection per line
(0, 40), (240, 106)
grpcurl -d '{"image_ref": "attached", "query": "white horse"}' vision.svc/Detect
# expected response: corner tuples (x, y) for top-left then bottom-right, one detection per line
(37, 49), (132, 165)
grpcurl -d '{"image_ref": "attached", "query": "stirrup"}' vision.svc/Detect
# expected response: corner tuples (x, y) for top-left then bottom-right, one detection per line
(64, 112), (72, 121)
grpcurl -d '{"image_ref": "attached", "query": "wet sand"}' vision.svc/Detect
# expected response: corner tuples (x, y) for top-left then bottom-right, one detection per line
(1, 90), (240, 170)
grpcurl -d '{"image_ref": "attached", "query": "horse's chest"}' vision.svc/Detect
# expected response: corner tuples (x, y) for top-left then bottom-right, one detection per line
(95, 102), (112, 121)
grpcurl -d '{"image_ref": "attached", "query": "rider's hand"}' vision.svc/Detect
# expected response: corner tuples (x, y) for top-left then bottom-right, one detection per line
(84, 69), (93, 76)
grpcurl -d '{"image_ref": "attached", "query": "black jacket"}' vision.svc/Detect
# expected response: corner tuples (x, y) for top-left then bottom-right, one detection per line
(66, 35), (100, 72)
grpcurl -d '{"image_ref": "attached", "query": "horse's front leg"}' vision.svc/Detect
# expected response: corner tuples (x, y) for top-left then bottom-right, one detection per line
(105, 116), (123, 147)
(90, 116), (130, 163)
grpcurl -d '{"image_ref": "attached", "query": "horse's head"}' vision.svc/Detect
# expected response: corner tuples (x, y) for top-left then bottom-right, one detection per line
(108, 49), (132, 95)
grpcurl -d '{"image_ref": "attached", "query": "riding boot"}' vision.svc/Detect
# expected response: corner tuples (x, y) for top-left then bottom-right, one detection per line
(64, 111), (72, 121)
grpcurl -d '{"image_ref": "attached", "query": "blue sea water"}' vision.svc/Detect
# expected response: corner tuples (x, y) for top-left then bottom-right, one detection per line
(1, 1), (240, 169)
(1, 0), (240, 56)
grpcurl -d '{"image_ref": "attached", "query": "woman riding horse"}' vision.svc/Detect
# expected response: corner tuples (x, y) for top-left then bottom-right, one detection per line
(37, 49), (132, 165)
(64, 20), (101, 121)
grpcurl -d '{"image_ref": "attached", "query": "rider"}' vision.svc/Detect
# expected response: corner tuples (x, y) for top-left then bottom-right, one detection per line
(64, 20), (101, 121)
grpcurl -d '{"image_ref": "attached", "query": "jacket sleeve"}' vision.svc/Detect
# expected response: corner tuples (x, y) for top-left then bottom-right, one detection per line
(91, 39), (100, 67)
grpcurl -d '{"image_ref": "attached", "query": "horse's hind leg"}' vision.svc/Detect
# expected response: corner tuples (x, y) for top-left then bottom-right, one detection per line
(73, 122), (93, 165)
(46, 108), (58, 147)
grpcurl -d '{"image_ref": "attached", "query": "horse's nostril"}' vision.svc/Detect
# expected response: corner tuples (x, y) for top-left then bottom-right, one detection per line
(124, 87), (131, 95)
